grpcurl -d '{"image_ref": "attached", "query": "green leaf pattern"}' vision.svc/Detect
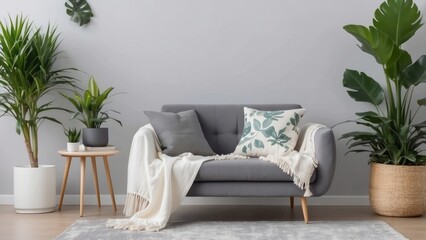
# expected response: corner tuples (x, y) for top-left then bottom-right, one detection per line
(235, 108), (305, 156)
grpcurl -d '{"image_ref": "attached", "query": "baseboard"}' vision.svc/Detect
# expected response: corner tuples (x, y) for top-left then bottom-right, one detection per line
(0, 194), (370, 206)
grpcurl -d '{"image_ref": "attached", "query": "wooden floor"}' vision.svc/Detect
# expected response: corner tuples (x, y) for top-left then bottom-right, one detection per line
(0, 204), (425, 239)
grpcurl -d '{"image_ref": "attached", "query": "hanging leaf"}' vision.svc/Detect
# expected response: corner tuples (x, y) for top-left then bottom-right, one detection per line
(343, 25), (396, 65)
(401, 55), (426, 88)
(342, 69), (384, 106)
(65, 0), (94, 26)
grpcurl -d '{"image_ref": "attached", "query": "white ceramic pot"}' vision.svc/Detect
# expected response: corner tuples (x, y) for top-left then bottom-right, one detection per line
(67, 142), (80, 152)
(14, 165), (56, 213)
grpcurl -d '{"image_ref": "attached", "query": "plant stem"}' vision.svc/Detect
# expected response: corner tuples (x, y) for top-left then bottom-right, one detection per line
(31, 123), (38, 167)
(396, 77), (402, 126)
(22, 124), (37, 167)
(383, 66), (395, 120)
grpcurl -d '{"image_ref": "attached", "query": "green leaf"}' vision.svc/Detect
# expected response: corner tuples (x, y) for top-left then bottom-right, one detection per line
(403, 153), (417, 163)
(253, 119), (261, 131)
(385, 49), (412, 80)
(278, 128), (286, 137)
(340, 131), (376, 140)
(254, 139), (264, 149)
(242, 145), (247, 153)
(343, 25), (396, 64)
(343, 69), (384, 105)
(15, 120), (22, 135)
(261, 126), (277, 138)
(65, 0), (94, 26)
(373, 0), (422, 45)
(262, 118), (273, 128)
(88, 76), (99, 96)
(401, 55), (426, 88)
(40, 116), (62, 125)
(277, 133), (291, 143)
(348, 140), (371, 149)
(356, 111), (389, 124)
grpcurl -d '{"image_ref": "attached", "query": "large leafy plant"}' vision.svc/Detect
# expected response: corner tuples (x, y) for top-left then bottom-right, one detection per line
(63, 76), (121, 128)
(0, 16), (75, 167)
(341, 0), (426, 165)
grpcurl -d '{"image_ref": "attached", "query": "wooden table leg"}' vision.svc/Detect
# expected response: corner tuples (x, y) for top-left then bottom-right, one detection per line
(103, 156), (117, 211)
(80, 157), (86, 217)
(91, 156), (101, 208)
(58, 157), (72, 211)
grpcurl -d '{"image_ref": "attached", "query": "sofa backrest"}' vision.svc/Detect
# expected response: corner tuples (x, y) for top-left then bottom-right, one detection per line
(161, 104), (302, 154)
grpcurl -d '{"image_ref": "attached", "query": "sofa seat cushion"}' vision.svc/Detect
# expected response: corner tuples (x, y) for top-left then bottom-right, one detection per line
(194, 158), (316, 183)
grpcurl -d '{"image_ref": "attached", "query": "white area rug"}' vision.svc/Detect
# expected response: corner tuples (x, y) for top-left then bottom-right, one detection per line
(55, 219), (407, 240)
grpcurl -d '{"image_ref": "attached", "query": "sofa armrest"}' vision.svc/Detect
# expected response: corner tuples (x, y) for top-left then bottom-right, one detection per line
(295, 125), (336, 196)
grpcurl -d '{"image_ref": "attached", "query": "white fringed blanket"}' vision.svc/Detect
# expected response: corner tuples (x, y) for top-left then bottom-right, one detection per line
(107, 123), (324, 231)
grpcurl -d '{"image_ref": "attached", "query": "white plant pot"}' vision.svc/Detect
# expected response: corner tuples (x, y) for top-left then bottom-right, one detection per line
(67, 142), (80, 152)
(14, 165), (56, 213)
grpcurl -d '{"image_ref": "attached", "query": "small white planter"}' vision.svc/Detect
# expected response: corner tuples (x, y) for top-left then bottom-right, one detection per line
(14, 165), (56, 213)
(67, 142), (80, 152)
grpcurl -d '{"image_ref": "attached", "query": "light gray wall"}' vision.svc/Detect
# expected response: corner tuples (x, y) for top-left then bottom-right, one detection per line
(1, 0), (426, 197)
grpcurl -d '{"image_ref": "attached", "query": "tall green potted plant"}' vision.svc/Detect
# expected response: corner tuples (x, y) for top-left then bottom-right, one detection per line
(63, 76), (121, 147)
(0, 16), (75, 213)
(341, 0), (426, 216)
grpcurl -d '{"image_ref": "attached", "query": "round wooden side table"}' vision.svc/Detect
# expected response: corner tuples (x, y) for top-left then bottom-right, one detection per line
(57, 149), (119, 217)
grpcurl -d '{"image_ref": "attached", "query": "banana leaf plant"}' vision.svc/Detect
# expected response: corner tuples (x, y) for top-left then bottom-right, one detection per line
(62, 76), (121, 128)
(0, 16), (76, 167)
(341, 0), (426, 165)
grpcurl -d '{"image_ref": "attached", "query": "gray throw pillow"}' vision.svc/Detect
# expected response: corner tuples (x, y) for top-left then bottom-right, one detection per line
(144, 110), (216, 156)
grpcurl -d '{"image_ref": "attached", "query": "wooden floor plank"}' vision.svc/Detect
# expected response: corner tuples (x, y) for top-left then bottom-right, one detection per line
(0, 205), (424, 239)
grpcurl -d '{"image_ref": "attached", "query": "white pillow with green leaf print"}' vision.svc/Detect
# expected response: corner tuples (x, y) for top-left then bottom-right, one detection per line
(233, 107), (305, 157)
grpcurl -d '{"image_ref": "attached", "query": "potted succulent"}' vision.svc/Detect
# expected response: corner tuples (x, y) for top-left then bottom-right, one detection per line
(65, 127), (81, 152)
(0, 16), (75, 213)
(63, 76), (121, 147)
(341, 0), (426, 217)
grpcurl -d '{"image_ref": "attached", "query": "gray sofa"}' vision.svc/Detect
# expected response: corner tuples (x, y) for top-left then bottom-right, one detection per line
(161, 104), (336, 223)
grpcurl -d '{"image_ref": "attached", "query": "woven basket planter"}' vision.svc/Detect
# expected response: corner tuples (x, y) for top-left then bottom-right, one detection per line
(369, 163), (425, 217)
(424, 167), (426, 213)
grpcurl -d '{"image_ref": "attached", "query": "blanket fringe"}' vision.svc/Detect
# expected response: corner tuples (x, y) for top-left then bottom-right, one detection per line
(214, 154), (249, 160)
(123, 192), (150, 217)
(260, 154), (316, 197)
(106, 218), (163, 232)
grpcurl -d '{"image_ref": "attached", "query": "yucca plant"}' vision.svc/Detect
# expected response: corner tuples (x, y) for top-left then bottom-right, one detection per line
(64, 127), (81, 143)
(63, 76), (121, 128)
(0, 16), (75, 168)
(341, 0), (426, 165)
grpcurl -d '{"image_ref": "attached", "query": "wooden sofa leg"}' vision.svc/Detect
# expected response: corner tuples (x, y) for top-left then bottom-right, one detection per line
(300, 197), (309, 223)
(289, 197), (294, 209)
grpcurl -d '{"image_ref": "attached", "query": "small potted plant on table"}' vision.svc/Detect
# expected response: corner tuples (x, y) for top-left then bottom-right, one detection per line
(63, 76), (121, 147)
(65, 127), (81, 152)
